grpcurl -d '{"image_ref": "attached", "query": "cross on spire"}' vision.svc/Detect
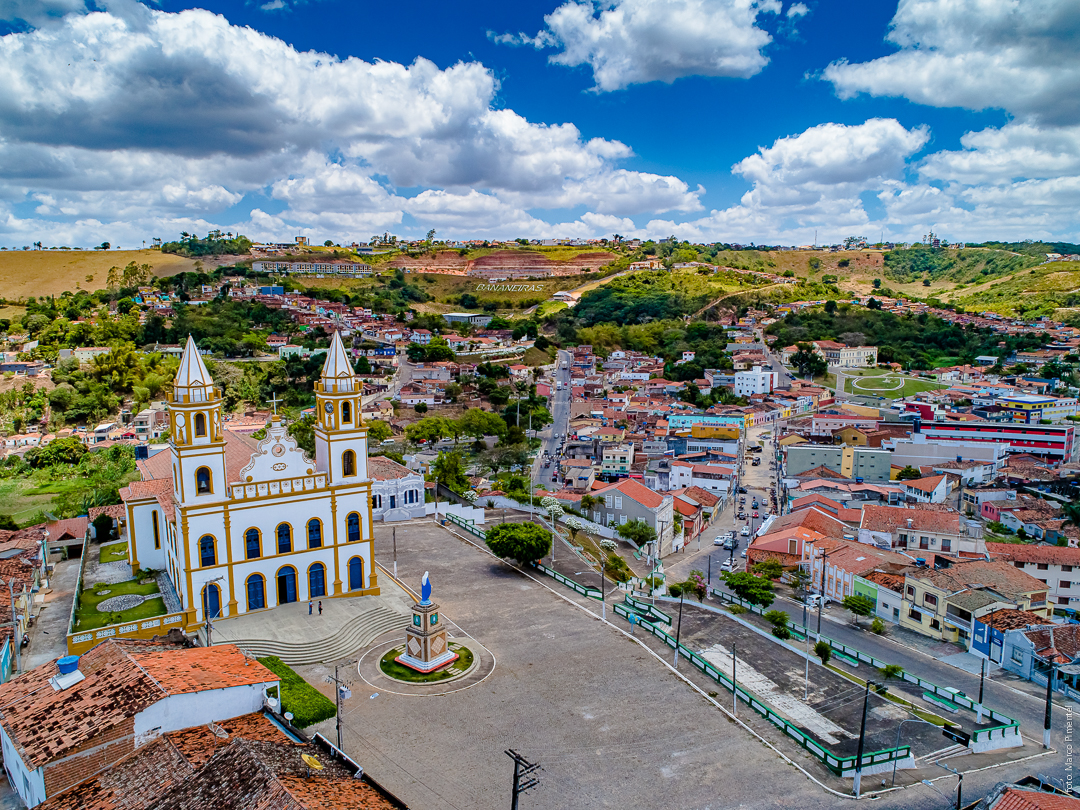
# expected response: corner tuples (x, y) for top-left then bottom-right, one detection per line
(268, 392), (283, 415)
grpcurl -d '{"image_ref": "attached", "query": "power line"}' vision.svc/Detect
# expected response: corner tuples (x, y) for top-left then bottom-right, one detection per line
(506, 749), (541, 810)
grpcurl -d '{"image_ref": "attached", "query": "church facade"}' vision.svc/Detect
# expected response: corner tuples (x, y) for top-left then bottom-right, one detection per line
(121, 332), (379, 632)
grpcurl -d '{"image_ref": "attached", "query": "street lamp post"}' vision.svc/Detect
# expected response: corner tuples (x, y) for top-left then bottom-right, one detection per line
(673, 589), (684, 667)
(1044, 660), (1056, 749)
(890, 718), (937, 786)
(816, 548), (831, 638)
(853, 681), (879, 798)
(202, 575), (226, 647)
(936, 761), (963, 810)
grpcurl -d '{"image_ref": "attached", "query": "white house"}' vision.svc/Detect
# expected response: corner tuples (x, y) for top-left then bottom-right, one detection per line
(120, 333), (379, 635)
(0, 640), (278, 808)
(368, 456), (426, 521)
(733, 366), (778, 397)
(901, 474), (951, 504)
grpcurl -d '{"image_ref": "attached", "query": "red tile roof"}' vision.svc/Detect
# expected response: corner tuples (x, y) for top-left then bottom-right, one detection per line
(986, 542), (1080, 566)
(860, 504), (960, 535)
(366, 456), (417, 481)
(0, 641), (277, 770)
(903, 474), (947, 493)
(989, 785), (1080, 810)
(979, 608), (1049, 631)
(593, 477), (665, 509)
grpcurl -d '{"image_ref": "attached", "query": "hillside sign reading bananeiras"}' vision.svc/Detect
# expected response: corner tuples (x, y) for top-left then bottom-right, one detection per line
(475, 283), (546, 292)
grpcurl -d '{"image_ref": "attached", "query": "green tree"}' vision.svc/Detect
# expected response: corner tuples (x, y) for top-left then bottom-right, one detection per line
(790, 343), (827, 378)
(26, 436), (87, 467)
(824, 299), (837, 314)
(752, 559), (784, 580)
(432, 449), (469, 492)
(896, 465), (922, 480)
(459, 408), (506, 442)
(485, 522), (552, 565)
(405, 416), (449, 445)
(720, 571), (774, 608)
(616, 519), (657, 548)
(414, 402), (428, 414)
(814, 640), (832, 665)
(286, 414), (317, 456)
(879, 663), (903, 682)
(764, 609), (791, 639)
(842, 594), (876, 627)
(0, 515), (19, 531)
(365, 420), (392, 443)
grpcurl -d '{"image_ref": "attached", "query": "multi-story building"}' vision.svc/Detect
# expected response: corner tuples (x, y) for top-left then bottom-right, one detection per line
(986, 543), (1080, 609)
(732, 366), (778, 397)
(785, 444), (893, 481)
(587, 478), (675, 555)
(601, 444), (635, 477)
(914, 420), (1077, 463)
(857, 504), (984, 556)
(996, 394), (1078, 424)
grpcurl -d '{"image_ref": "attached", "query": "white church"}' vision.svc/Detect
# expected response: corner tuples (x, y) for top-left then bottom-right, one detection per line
(121, 332), (397, 631)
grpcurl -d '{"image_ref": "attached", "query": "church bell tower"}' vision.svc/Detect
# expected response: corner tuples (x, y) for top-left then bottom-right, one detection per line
(169, 335), (226, 505)
(314, 330), (368, 483)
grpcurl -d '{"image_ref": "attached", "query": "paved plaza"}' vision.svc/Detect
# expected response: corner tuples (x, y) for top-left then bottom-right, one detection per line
(297, 520), (1061, 810)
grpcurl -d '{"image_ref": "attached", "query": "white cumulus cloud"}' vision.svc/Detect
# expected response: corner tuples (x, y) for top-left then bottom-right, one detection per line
(494, 0), (782, 92)
(823, 0), (1080, 126)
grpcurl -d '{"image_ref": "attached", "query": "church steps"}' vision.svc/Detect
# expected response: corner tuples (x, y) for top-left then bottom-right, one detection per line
(217, 606), (408, 665)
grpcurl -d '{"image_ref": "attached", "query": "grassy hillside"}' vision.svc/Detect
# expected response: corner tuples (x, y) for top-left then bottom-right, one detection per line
(0, 250), (202, 300)
(951, 260), (1080, 318)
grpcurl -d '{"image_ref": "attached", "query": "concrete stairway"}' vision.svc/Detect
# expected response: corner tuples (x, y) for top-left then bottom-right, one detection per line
(219, 605), (409, 666)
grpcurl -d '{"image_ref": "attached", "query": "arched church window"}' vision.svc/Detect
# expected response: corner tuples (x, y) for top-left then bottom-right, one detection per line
(195, 413), (207, 437)
(245, 529), (261, 560)
(199, 535), (216, 567)
(343, 450), (356, 477)
(277, 523), (292, 554)
(347, 512), (361, 543)
(196, 467), (212, 494)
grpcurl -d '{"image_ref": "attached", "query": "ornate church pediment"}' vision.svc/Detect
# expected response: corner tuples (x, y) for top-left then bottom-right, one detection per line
(237, 421), (316, 483)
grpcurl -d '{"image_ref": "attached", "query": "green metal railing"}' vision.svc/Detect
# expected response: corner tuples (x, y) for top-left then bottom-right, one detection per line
(611, 600), (911, 776)
(532, 563), (603, 600)
(707, 587), (1020, 743)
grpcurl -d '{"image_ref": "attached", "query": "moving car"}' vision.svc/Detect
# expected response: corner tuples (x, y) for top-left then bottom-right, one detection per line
(714, 531), (735, 546)
(740, 526), (750, 537)
(720, 559), (738, 572)
(736, 512), (747, 520)
(737, 486), (748, 494)
(752, 511), (759, 518)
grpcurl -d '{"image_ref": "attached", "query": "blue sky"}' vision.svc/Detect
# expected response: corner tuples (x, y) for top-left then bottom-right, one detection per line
(0, 0), (1077, 246)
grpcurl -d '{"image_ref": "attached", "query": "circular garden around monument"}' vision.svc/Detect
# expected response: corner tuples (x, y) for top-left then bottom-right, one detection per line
(377, 640), (476, 684)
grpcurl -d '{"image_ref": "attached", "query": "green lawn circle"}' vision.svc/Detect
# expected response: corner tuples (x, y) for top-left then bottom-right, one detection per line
(378, 642), (475, 683)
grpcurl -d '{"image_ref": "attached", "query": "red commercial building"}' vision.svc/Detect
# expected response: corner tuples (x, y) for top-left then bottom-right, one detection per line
(919, 421), (1076, 463)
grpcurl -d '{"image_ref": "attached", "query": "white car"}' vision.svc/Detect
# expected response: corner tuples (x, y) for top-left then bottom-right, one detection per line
(740, 526), (750, 537)
(720, 559), (738, 572)
(713, 531), (735, 546)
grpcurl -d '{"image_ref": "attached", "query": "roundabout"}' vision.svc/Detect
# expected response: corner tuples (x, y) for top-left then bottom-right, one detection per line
(357, 636), (495, 696)
(378, 640), (475, 684)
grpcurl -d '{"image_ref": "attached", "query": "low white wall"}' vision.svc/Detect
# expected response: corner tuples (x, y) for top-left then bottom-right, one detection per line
(438, 503), (486, 525)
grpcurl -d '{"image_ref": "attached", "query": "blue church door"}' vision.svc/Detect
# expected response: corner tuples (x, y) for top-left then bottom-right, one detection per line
(277, 567), (298, 604)
(203, 584), (221, 619)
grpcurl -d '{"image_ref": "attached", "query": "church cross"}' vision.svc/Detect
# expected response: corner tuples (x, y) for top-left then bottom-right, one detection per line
(268, 392), (283, 415)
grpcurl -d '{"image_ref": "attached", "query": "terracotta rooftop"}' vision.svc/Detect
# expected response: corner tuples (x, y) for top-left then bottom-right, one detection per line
(863, 570), (905, 591)
(903, 474), (947, 493)
(985, 784), (1080, 810)
(860, 504), (960, 536)
(792, 465), (848, 480)
(1025, 624), (1080, 665)
(39, 714), (404, 810)
(366, 456), (417, 481)
(0, 641), (277, 770)
(910, 559), (1047, 600)
(986, 542), (1080, 566)
(593, 477), (665, 509)
(979, 608), (1050, 631)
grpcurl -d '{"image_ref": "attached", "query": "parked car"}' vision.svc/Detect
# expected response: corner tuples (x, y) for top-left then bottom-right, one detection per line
(720, 559), (738, 572)
(714, 531), (735, 546)
(737, 486), (747, 494)
(735, 511), (747, 520)
(741, 549), (747, 558)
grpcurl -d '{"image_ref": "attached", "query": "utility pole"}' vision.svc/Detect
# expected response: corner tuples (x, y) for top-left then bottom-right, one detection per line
(936, 761), (963, 810)
(325, 665), (353, 750)
(599, 549), (606, 622)
(392, 527), (397, 578)
(673, 589), (685, 667)
(1044, 660), (1055, 749)
(977, 656), (986, 724)
(853, 681), (877, 798)
(505, 749), (540, 810)
(816, 548), (830, 638)
(731, 645), (737, 716)
(1, 579), (22, 675)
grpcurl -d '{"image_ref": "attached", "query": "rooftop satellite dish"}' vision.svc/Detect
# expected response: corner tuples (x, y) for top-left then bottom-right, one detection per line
(301, 754), (324, 771)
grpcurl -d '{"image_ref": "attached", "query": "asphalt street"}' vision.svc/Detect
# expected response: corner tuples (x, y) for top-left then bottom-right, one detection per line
(533, 348), (571, 488)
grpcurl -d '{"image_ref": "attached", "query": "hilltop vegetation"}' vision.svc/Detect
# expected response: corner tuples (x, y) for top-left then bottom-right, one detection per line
(765, 304), (1048, 368)
(0, 250), (199, 299)
(161, 230), (252, 257)
(882, 245), (1038, 285)
(951, 260), (1080, 320)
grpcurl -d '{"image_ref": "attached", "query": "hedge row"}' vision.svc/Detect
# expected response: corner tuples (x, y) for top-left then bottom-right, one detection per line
(257, 655), (337, 728)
